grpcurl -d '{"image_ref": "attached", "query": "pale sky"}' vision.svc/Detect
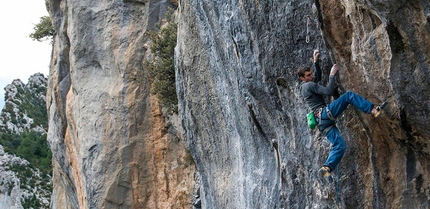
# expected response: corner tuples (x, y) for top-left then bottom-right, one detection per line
(0, 0), (51, 109)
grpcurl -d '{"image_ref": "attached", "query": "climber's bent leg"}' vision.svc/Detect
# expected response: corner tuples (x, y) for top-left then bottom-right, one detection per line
(327, 91), (373, 118)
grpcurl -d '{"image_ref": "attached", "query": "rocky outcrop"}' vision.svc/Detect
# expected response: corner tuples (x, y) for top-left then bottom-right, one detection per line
(46, 0), (430, 208)
(0, 74), (51, 208)
(0, 73), (47, 134)
(45, 0), (195, 208)
(0, 145), (51, 209)
(176, 0), (430, 208)
(0, 145), (26, 209)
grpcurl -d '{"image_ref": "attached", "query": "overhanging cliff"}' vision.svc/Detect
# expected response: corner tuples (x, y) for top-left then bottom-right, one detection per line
(176, 0), (430, 208)
(46, 0), (430, 208)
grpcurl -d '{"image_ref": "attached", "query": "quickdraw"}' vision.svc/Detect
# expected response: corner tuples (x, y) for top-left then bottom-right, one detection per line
(306, 16), (311, 43)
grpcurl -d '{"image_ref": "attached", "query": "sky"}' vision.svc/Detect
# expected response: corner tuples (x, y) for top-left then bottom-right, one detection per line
(0, 0), (52, 109)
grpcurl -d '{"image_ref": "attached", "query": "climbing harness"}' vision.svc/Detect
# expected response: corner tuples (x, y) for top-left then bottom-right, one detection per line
(316, 107), (335, 136)
(326, 107), (336, 121)
(321, 124), (334, 136)
(306, 16), (311, 43)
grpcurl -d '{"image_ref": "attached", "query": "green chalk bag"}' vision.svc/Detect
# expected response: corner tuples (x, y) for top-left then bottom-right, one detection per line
(306, 111), (317, 129)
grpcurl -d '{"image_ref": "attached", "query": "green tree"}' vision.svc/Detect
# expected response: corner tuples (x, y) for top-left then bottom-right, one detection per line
(29, 16), (55, 42)
(144, 9), (178, 114)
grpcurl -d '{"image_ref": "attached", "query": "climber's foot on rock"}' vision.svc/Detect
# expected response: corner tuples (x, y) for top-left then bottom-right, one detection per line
(372, 101), (388, 118)
(319, 166), (333, 183)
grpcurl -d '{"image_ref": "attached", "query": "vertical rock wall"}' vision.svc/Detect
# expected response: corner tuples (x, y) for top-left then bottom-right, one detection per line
(176, 0), (430, 208)
(45, 0), (430, 208)
(45, 0), (195, 208)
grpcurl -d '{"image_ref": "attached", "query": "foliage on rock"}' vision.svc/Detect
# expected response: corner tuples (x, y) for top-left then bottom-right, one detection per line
(0, 74), (51, 208)
(29, 16), (55, 42)
(144, 9), (178, 114)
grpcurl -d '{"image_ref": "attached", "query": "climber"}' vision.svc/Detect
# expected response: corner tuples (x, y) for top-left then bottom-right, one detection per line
(297, 49), (387, 182)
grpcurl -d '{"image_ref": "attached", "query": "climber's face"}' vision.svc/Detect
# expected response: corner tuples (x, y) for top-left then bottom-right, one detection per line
(300, 71), (314, 82)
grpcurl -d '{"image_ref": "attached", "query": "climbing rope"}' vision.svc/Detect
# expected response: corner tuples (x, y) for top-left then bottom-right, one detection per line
(335, 166), (340, 208)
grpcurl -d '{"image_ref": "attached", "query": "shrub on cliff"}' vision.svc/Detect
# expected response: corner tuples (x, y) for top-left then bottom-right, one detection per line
(29, 16), (55, 42)
(144, 9), (178, 114)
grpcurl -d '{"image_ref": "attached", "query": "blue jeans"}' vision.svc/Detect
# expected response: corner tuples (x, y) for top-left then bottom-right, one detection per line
(319, 91), (373, 171)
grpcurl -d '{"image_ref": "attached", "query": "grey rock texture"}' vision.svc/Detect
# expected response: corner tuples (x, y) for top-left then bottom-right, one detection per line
(176, 0), (430, 208)
(45, 0), (195, 208)
(46, 0), (430, 208)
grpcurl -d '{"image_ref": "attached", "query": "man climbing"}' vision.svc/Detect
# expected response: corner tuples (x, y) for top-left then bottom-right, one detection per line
(297, 50), (386, 182)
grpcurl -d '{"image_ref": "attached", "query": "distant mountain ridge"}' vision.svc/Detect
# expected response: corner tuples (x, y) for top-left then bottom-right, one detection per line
(0, 73), (47, 134)
(0, 73), (51, 209)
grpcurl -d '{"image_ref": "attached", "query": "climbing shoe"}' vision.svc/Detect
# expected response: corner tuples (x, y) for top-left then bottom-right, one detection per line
(319, 166), (333, 183)
(373, 101), (388, 118)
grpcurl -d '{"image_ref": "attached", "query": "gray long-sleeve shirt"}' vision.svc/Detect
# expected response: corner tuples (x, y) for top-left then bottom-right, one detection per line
(300, 62), (336, 112)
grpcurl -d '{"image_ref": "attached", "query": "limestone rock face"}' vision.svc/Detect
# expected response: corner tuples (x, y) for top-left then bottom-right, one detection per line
(45, 0), (194, 208)
(46, 0), (430, 208)
(176, 0), (430, 208)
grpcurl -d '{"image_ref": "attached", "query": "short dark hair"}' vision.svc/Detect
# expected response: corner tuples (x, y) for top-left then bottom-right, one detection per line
(297, 66), (311, 78)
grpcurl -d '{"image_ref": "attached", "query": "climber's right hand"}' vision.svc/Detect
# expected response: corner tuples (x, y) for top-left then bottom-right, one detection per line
(330, 64), (338, 76)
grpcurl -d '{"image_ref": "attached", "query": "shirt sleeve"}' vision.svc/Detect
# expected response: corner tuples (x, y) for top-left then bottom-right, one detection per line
(310, 75), (336, 95)
(313, 62), (322, 83)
